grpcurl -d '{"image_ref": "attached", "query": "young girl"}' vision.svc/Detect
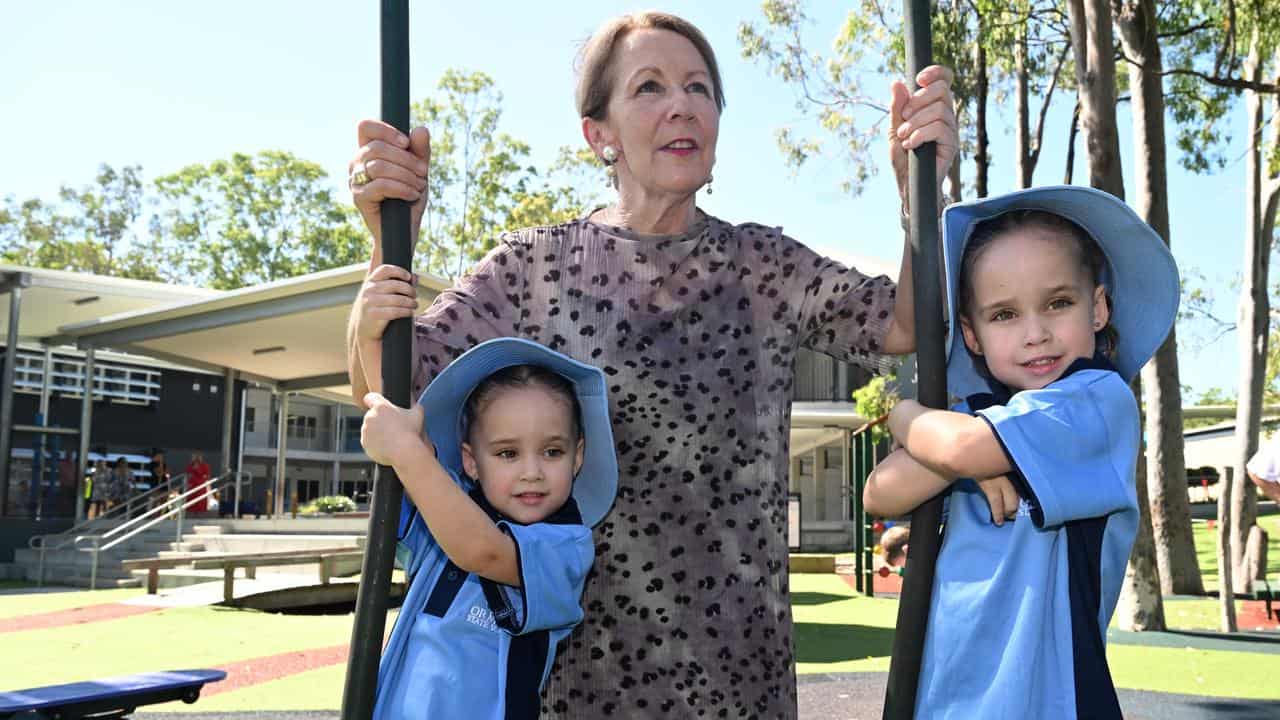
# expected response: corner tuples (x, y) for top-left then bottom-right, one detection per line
(863, 186), (1179, 719)
(360, 337), (618, 720)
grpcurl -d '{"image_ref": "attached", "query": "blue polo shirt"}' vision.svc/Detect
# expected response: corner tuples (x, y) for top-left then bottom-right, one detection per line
(915, 358), (1139, 720)
(374, 485), (594, 720)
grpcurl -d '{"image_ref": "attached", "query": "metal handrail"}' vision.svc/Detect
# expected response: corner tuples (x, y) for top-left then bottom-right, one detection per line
(39, 470), (250, 589)
(29, 472), (188, 552)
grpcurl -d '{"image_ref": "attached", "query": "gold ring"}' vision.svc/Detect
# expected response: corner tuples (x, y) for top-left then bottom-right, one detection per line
(350, 162), (371, 188)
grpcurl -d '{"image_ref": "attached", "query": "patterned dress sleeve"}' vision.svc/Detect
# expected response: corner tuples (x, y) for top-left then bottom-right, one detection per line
(774, 231), (899, 374)
(410, 235), (530, 399)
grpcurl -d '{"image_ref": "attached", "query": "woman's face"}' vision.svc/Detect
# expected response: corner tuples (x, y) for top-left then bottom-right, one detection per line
(588, 28), (719, 203)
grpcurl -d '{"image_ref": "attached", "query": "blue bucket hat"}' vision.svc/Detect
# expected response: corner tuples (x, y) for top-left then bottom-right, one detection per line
(942, 185), (1180, 399)
(418, 337), (618, 527)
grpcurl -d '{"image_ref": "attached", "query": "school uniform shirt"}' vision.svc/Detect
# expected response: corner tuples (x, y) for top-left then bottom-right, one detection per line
(915, 357), (1139, 720)
(374, 486), (594, 720)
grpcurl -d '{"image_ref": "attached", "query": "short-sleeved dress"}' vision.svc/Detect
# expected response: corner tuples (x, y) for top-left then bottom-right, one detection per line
(409, 211), (896, 718)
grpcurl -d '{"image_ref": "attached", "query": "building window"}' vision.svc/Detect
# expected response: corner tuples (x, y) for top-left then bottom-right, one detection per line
(245, 407), (257, 433)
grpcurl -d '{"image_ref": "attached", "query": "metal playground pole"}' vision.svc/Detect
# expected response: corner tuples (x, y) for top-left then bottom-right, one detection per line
(340, 1), (410, 717)
(882, 0), (945, 717)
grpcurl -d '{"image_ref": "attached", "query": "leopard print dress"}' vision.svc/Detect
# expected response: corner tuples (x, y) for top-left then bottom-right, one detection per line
(410, 211), (897, 719)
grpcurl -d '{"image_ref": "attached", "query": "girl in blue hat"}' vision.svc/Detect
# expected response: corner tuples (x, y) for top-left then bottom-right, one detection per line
(862, 186), (1179, 719)
(360, 337), (618, 720)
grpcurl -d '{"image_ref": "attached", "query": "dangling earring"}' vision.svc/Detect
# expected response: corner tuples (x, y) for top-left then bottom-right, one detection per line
(602, 146), (618, 188)
(705, 173), (714, 195)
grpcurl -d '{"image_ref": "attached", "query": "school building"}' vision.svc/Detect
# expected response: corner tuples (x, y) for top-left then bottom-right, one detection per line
(0, 259), (892, 552)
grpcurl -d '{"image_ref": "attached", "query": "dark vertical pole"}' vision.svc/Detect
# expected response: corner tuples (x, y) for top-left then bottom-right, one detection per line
(852, 431), (865, 592)
(883, 0), (944, 717)
(341, 1), (409, 718)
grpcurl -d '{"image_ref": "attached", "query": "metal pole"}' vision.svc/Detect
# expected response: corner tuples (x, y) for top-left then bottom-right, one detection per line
(333, 407), (343, 497)
(275, 391), (289, 517)
(236, 386), (247, 518)
(221, 369), (236, 474)
(36, 345), (52, 520)
(865, 437), (878, 597)
(852, 431), (864, 593)
(342, 1), (410, 715)
(0, 280), (27, 516)
(75, 348), (95, 521)
(883, 1), (945, 717)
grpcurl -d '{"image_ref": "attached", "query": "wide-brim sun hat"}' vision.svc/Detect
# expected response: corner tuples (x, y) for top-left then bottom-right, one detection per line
(942, 185), (1180, 399)
(418, 337), (618, 527)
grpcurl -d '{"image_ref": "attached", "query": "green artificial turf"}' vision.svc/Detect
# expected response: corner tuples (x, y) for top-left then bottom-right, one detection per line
(3, 571), (1280, 710)
(1192, 513), (1280, 593)
(0, 584), (145, 620)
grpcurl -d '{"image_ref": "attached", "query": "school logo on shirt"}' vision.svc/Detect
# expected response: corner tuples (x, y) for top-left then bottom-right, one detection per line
(466, 604), (498, 632)
(1016, 499), (1033, 519)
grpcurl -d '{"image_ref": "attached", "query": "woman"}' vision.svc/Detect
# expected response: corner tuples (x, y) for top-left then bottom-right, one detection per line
(108, 456), (132, 516)
(185, 451), (212, 513)
(348, 12), (957, 718)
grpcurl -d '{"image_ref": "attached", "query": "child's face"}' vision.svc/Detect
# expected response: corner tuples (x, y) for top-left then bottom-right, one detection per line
(960, 228), (1109, 392)
(461, 385), (584, 524)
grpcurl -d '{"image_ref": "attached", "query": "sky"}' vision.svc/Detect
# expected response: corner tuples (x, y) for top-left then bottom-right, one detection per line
(0, 1), (1254, 399)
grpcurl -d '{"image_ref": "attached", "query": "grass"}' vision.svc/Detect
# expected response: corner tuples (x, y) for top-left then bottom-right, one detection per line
(0, 585), (145, 619)
(2, 571), (1279, 710)
(1191, 512), (1280, 593)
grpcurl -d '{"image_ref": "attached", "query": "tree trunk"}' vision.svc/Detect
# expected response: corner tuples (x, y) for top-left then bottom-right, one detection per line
(1070, 0), (1124, 197)
(1015, 28), (1032, 188)
(974, 38), (990, 198)
(1115, 387), (1167, 630)
(1232, 30), (1269, 595)
(1217, 468), (1238, 632)
(1064, 102), (1080, 184)
(1068, 0), (1166, 630)
(1115, 0), (1204, 596)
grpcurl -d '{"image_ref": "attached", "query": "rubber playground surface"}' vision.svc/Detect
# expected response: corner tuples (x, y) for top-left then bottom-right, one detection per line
(4, 569), (1280, 719)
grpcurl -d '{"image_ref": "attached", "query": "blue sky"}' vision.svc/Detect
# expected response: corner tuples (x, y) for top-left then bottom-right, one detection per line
(1, 1), (1250, 398)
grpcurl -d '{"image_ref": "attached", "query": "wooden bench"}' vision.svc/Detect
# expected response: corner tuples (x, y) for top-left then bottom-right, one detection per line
(121, 547), (364, 602)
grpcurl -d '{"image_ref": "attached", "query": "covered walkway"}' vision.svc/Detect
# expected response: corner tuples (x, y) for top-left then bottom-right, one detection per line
(2, 263), (445, 519)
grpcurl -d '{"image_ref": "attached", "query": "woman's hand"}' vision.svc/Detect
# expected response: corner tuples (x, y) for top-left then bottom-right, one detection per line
(360, 392), (429, 467)
(350, 120), (431, 252)
(888, 65), (958, 208)
(355, 264), (419, 345)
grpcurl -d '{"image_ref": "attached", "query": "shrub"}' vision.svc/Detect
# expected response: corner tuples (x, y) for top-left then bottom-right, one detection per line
(299, 495), (357, 515)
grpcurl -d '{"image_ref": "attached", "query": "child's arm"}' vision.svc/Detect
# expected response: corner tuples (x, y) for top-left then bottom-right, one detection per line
(863, 448), (950, 518)
(888, 399), (1013, 480)
(865, 447), (1022, 525)
(360, 392), (521, 587)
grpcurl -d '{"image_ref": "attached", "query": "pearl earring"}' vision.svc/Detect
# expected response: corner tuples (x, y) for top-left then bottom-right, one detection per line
(602, 146), (618, 188)
(705, 173), (714, 195)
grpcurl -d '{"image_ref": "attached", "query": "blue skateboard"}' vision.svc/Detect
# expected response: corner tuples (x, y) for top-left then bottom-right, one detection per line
(0, 669), (225, 719)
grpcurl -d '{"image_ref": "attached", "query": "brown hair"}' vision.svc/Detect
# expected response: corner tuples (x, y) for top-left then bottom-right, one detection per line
(958, 210), (1119, 365)
(881, 526), (909, 564)
(575, 11), (726, 121)
(463, 365), (581, 444)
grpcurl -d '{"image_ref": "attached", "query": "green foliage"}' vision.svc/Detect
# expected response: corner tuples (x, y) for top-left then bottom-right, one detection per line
(852, 372), (899, 443)
(151, 151), (365, 289)
(0, 164), (163, 280)
(738, 0), (1070, 196)
(411, 70), (602, 279)
(299, 495), (358, 515)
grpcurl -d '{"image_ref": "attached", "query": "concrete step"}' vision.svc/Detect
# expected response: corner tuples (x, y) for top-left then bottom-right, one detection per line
(190, 525), (224, 536)
(23, 564), (140, 585)
(38, 574), (142, 589)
